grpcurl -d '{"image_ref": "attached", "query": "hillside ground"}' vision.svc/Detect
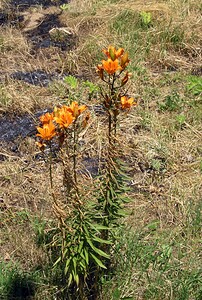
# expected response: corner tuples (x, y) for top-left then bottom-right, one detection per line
(0, 0), (201, 299)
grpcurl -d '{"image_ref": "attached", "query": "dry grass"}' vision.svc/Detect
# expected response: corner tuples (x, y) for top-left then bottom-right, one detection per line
(0, 0), (201, 299)
(58, 0), (201, 73)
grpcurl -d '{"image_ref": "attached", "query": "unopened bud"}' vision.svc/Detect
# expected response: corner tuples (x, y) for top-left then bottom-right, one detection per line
(121, 52), (130, 68)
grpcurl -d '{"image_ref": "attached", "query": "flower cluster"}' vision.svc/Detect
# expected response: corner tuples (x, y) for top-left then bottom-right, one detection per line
(36, 101), (87, 147)
(97, 45), (130, 80)
(97, 45), (135, 110)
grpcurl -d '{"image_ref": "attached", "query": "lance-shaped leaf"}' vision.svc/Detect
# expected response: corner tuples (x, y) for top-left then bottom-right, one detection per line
(87, 238), (110, 258)
(90, 252), (107, 269)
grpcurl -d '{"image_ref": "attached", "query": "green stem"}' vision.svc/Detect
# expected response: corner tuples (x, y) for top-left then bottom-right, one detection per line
(49, 143), (53, 190)
(73, 121), (77, 186)
(103, 74), (117, 243)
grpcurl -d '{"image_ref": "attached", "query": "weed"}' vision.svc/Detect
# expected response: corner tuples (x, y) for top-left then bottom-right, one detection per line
(187, 76), (202, 96)
(60, 3), (69, 11)
(140, 11), (152, 28)
(111, 9), (139, 37)
(158, 92), (184, 111)
(0, 262), (37, 300)
(156, 22), (186, 51)
(175, 114), (186, 129)
(150, 158), (167, 172)
(32, 217), (47, 247)
(0, 85), (11, 107)
(185, 200), (202, 237)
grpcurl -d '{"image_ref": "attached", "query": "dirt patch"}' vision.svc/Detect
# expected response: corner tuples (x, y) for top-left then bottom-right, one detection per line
(10, 69), (65, 86)
(0, 12), (7, 25)
(25, 13), (76, 51)
(0, 11), (24, 26)
(10, 0), (69, 11)
(0, 1), (75, 50)
(0, 110), (49, 142)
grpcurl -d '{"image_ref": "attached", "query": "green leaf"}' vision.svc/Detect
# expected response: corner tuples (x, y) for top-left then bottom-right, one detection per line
(79, 260), (86, 270)
(87, 239), (110, 258)
(90, 252), (107, 269)
(64, 257), (72, 275)
(74, 273), (79, 286)
(107, 190), (113, 204)
(68, 273), (73, 287)
(121, 196), (131, 203)
(53, 256), (61, 267)
(140, 11), (152, 26)
(113, 288), (121, 299)
(64, 75), (78, 89)
(72, 257), (77, 271)
(84, 248), (89, 265)
(83, 224), (90, 235)
(176, 114), (186, 125)
(82, 80), (99, 93)
(87, 222), (110, 231)
(109, 185), (118, 198)
(80, 249), (85, 260)
(146, 220), (160, 230)
(60, 3), (69, 10)
(78, 241), (84, 253)
(117, 209), (127, 217)
(187, 75), (202, 96)
(92, 236), (112, 244)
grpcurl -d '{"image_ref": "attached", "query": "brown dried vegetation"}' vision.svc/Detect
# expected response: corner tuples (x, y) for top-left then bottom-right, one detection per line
(0, 0), (201, 299)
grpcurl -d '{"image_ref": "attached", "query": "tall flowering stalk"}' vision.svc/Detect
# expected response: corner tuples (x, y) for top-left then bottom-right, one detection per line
(36, 102), (110, 299)
(35, 45), (135, 299)
(96, 45), (136, 249)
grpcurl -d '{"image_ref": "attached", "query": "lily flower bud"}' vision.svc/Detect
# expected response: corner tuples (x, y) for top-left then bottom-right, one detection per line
(120, 52), (130, 69)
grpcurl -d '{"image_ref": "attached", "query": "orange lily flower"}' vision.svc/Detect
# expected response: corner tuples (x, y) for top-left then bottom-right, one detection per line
(40, 112), (54, 124)
(102, 58), (122, 75)
(67, 101), (87, 118)
(36, 121), (56, 140)
(120, 96), (135, 109)
(103, 46), (124, 61)
(54, 107), (75, 128)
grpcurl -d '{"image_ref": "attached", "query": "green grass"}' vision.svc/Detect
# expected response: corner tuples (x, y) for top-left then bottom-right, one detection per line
(187, 76), (202, 96)
(102, 220), (202, 300)
(0, 261), (38, 300)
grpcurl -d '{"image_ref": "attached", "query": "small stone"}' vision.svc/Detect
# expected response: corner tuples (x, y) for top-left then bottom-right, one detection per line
(4, 253), (11, 261)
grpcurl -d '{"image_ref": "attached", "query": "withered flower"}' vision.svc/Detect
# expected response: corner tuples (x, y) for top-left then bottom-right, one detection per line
(35, 141), (46, 151)
(68, 101), (87, 118)
(96, 64), (104, 80)
(121, 71), (132, 86)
